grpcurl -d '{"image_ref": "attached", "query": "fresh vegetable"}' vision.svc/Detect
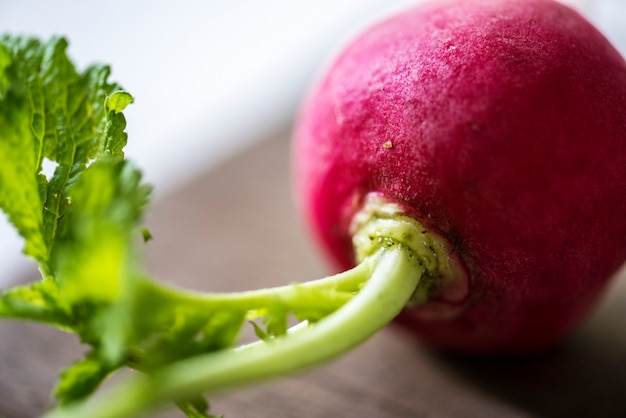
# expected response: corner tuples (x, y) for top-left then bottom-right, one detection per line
(294, 0), (626, 353)
(1, 0), (625, 416)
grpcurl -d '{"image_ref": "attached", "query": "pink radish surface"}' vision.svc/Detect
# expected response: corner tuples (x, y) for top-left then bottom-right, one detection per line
(294, 0), (626, 353)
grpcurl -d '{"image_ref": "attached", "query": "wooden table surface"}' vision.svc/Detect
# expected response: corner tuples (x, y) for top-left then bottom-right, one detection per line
(2, 127), (626, 418)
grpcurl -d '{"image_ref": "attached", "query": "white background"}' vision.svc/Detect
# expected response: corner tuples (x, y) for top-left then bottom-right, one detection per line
(0, 0), (623, 285)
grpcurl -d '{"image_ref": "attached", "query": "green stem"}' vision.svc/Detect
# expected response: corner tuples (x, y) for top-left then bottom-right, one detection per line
(45, 245), (423, 418)
(137, 252), (380, 312)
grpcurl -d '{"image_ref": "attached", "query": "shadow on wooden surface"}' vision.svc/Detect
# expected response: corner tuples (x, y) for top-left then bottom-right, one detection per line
(1, 127), (626, 417)
(429, 274), (626, 418)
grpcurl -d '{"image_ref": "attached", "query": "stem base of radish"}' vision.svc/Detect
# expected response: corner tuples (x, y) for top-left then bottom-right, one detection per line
(352, 192), (470, 308)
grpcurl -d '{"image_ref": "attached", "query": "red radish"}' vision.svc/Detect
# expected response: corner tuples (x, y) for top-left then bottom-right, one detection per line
(294, 0), (626, 353)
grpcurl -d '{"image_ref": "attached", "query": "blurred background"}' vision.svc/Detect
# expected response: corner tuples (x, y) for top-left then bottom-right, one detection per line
(0, 0), (625, 286)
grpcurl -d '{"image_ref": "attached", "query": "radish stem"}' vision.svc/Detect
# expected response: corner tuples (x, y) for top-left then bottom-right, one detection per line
(135, 253), (380, 313)
(44, 245), (424, 418)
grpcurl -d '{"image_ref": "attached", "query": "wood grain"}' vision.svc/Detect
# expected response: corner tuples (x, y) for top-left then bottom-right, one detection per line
(2, 127), (626, 418)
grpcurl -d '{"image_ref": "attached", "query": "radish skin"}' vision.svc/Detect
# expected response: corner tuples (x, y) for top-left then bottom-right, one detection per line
(294, 0), (626, 353)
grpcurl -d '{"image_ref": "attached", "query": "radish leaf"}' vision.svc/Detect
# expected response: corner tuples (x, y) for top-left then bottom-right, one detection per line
(0, 35), (148, 402)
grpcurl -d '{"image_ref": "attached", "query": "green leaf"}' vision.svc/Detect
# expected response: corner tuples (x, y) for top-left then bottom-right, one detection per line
(176, 396), (223, 418)
(0, 90), (47, 261)
(0, 35), (132, 272)
(0, 43), (11, 98)
(0, 279), (73, 330)
(264, 309), (288, 338)
(250, 309), (289, 340)
(250, 320), (269, 341)
(53, 159), (150, 301)
(52, 158), (150, 364)
(53, 350), (118, 406)
(0, 34), (149, 364)
(140, 227), (153, 242)
(106, 91), (133, 114)
(101, 90), (133, 157)
(131, 293), (247, 370)
(0, 38), (47, 261)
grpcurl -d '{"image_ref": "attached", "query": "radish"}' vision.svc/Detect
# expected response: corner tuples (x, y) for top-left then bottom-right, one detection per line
(3, 0), (626, 416)
(294, 0), (626, 353)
